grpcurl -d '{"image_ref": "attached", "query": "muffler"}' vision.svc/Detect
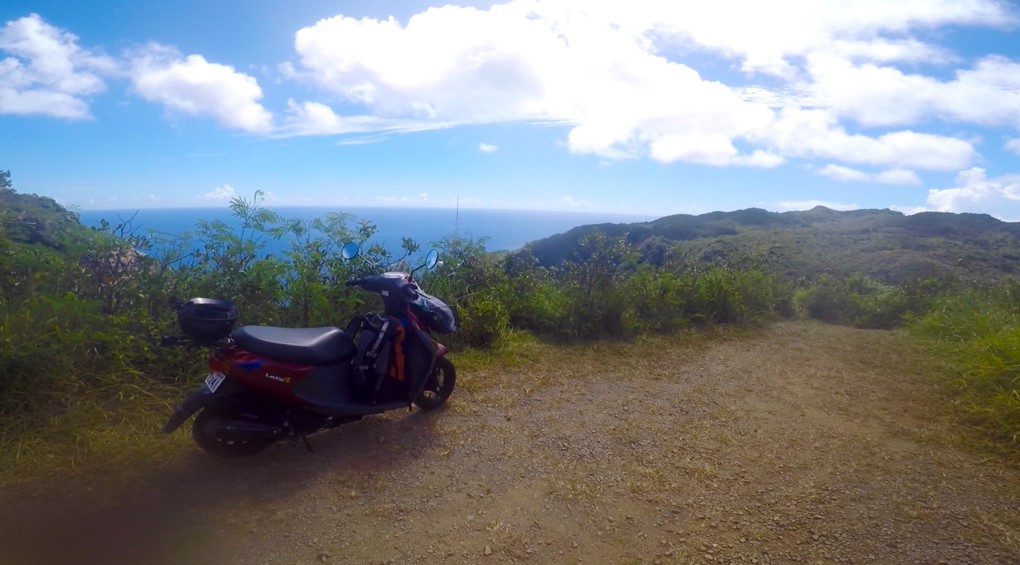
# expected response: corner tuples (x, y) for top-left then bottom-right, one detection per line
(204, 417), (286, 441)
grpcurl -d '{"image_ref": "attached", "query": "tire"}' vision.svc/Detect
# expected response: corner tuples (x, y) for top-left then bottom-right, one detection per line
(191, 395), (278, 458)
(414, 357), (456, 410)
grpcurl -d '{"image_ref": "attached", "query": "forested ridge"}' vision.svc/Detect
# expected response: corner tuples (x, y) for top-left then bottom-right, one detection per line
(0, 169), (1017, 480)
(528, 205), (1020, 284)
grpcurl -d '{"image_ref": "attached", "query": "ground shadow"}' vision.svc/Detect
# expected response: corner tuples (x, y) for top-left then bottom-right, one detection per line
(0, 407), (446, 565)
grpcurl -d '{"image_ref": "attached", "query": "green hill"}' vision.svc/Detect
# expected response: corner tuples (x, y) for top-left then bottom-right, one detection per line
(0, 170), (86, 253)
(527, 206), (1020, 284)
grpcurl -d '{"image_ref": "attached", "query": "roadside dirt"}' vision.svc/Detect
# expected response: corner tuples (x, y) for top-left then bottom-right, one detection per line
(2, 321), (1018, 564)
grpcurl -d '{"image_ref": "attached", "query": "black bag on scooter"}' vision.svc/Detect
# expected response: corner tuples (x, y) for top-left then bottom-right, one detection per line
(347, 313), (399, 402)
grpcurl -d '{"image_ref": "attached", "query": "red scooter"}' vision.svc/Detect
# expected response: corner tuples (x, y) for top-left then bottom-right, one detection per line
(160, 245), (457, 457)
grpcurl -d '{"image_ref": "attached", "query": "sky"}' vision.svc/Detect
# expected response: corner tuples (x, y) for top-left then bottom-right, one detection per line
(2, 0), (1020, 219)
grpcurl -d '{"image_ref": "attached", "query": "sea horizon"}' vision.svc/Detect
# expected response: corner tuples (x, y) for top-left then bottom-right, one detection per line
(77, 206), (658, 254)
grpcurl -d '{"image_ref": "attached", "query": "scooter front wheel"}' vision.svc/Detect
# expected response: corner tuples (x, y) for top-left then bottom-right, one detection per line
(414, 357), (456, 410)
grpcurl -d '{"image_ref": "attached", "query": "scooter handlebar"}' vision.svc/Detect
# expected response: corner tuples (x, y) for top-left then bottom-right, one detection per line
(345, 276), (418, 301)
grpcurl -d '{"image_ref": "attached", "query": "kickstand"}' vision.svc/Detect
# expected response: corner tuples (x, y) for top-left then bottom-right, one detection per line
(300, 435), (315, 454)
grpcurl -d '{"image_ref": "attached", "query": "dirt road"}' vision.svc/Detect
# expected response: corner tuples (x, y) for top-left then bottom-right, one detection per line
(2, 322), (1018, 564)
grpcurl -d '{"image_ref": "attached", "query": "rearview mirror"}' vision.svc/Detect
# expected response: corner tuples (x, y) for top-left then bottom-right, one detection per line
(341, 242), (360, 261)
(425, 249), (439, 270)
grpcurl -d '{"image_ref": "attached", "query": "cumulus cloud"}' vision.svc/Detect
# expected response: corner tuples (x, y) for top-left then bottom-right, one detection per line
(377, 192), (430, 205)
(201, 184), (238, 201)
(0, 13), (116, 118)
(819, 164), (871, 182)
(280, 0), (1014, 172)
(818, 164), (921, 184)
(876, 169), (922, 185)
(129, 44), (272, 132)
(763, 108), (977, 170)
(1006, 138), (1020, 156)
(804, 53), (1020, 129)
(560, 196), (595, 209)
(287, 2), (786, 167)
(632, 0), (1011, 76)
(479, 142), (498, 153)
(279, 98), (441, 136)
(7, 1), (1020, 182)
(926, 168), (1020, 219)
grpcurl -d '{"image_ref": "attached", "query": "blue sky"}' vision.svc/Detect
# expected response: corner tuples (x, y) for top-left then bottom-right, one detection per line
(2, 0), (1020, 219)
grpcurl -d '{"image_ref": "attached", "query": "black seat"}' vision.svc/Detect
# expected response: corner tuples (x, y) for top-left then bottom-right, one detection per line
(231, 326), (356, 365)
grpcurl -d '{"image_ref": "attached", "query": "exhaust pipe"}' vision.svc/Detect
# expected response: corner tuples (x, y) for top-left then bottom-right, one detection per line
(204, 417), (286, 441)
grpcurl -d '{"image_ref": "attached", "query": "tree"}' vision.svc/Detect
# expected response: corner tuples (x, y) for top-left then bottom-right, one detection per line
(0, 170), (11, 193)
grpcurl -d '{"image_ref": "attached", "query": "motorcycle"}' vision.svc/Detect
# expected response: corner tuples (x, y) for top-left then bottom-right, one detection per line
(160, 243), (458, 458)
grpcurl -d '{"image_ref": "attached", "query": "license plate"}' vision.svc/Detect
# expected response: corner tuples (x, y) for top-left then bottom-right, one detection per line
(204, 372), (226, 393)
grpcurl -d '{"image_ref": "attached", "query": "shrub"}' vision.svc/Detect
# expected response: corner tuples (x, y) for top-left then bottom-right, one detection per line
(911, 283), (1020, 452)
(457, 294), (511, 347)
(795, 274), (931, 329)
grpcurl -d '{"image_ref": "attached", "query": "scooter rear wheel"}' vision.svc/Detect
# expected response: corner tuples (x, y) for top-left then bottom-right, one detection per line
(192, 395), (277, 458)
(414, 357), (456, 410)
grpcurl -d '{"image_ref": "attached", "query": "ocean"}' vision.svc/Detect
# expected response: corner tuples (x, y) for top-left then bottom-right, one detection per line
(76, 207), (655, 255)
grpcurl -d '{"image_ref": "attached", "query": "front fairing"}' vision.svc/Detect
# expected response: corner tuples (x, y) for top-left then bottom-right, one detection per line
(400, 309), (446, 400)
(409, 290), (457, 333)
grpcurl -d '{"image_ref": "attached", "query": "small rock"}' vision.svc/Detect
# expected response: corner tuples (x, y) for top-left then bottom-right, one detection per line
(484, 545), (493, 556)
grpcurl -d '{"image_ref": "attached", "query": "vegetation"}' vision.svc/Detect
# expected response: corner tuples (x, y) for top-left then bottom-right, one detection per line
(529, 206), (1020, 284)
(910, 282), (1020, 454)
(0, 168), (1017, 482)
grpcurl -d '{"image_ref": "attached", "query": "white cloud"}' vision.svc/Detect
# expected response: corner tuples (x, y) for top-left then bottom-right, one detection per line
(875, 168), (921, 185)
(640, 0), (1011, 75)
(804, 54), (1020, 129)
(819, 164), (871, 182)
(283, 100), (342, 134)
(1006, 138), (1020, 156)
(288, 3), (781, 165)
(889, 204), (930, 215)
(818, 164), (921, 184)
(763, 108), (976, 170)
(129, 44), (272, 132)
(560, 196), (595, 209)
(8, 2), (1019, 181)
(0, 13), (115, 118)
(278, 98), (440, 136)
(376, 192), (430, 205)
(479, 142), (498, 153)
(281, 0), (1011, 172)
(926, 168), (1020, 219)
(201, 184), (238, 201)
(648, 134), (783, 167)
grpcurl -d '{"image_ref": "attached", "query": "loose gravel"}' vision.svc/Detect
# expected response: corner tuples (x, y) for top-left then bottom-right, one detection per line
(2, 321), (1018, 564)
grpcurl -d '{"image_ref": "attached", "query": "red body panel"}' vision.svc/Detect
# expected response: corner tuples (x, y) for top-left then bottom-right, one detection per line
(208, 345), (318, 407)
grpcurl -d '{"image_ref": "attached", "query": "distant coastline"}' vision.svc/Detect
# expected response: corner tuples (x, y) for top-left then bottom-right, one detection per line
(77, 207), (657, 253)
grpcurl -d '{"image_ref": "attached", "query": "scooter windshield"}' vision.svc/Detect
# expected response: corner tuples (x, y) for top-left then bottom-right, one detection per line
(411, 290), (457, 333)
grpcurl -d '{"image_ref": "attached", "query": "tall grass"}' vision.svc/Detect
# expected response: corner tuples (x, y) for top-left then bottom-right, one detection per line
(910, 282), (1020, 454)
(3, 194), (1018, 481)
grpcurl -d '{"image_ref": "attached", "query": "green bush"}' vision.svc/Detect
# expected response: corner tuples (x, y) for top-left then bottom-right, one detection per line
(6, 190), (974, 454)
(795, 273), (933, 329)
(911, 283), (1020, 451)
(457, 294), (511, 347)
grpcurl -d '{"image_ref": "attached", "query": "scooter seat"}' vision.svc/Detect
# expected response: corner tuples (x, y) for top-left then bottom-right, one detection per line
(231, 326), (356, 365)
